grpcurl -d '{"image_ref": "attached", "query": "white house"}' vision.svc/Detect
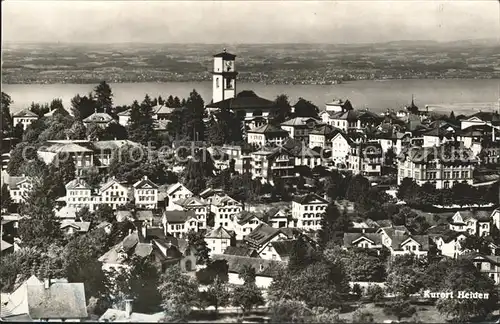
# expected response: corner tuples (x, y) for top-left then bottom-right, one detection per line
(343, 233), (383, 251)
(492, 208), (500, 230)
(205, 226), (235, 256)
(98, 177), (130, 210)
(165, 183), (193, 208)
(449, 211), (491, 236)
(133, 176), (158, 209)
(234, 212), (265, 240)
(5, 175), (33, 204)
(244, 224), (288, 255)
(162, 210), (199, 238)
(211, 254), (286, 289)
(12, 108), (39, 130)
(171, 196), (208, 229)
(267, 209), (290, 228)
(329, 132), (353, 169)
(434, 232), (468, 259)
(377, 226), (429, 258)
(291, 193), (329, 231)
(210, 194), (243, 231)
(246, 124), (289, 148)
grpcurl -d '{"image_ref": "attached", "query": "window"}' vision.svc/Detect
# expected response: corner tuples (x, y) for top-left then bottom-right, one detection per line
(412, 245), (416, 251)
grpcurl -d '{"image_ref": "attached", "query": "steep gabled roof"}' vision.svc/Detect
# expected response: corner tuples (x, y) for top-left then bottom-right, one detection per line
(133, 176), (158, 189)
(205, 226), (234, 239)
(13, 109), (38, 118)
(281, 117), (320, 127)
(292, 193), (328, 205)
(213, 51), (236, 59)
(65, 178), (91, 190)
(343, 233), (382, 247)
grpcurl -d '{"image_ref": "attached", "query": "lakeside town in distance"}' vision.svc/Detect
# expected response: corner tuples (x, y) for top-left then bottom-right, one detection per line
(1, 1), (500, 323)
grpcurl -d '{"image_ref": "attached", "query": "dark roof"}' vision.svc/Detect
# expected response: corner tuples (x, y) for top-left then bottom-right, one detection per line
(213, 51), (236, 59)
(163, 210), (196, 224)
(211, 254), (286, 277)
(309, 124), (342, 136)
(247, 124), (288, 135)
(205, 91), (276, 110)
(27, 283), (88, 319)
(223, 246), (257, 257)
(292, 193), (328, 204)
(244, 224), (282, 247)
(343, 233), (383, 247)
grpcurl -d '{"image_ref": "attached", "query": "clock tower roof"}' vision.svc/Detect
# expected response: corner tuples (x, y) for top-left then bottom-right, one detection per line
(214, 50), (236, 59)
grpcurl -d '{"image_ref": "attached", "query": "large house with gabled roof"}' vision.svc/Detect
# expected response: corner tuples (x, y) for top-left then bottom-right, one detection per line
(280, 117), (321, 144)
(165, 182), (193, 208)
(12, 108), (39, 130)
(133, 176), (158, 209)
(162, 210), (199, 238)
(82, 110), (115, 129)
(205, 226), (235, 256)
(171, 196), (208, 229)
(249, 146), (295, 183)
(377, 226), (430, 258)
(246, 124), (289, 147)
(448, 210), (491, 236)
(291, 193), (329, 230)
(210, 194), (243, 231)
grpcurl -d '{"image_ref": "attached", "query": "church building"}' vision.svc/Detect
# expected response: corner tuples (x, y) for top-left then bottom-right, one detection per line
(205, 49), (279, 131)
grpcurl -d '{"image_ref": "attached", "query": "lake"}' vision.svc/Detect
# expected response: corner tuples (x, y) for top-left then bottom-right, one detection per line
(3, 79), (500, 115)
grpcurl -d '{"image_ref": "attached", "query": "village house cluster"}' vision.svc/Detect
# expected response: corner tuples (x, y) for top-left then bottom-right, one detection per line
(1, 49), (499, 322)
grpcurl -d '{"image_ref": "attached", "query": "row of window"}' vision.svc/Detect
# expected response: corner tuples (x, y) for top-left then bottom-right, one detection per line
(303, 205), (327, 211)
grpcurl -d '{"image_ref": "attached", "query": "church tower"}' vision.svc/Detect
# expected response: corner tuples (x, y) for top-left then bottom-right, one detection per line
(212, 49), (238, 104)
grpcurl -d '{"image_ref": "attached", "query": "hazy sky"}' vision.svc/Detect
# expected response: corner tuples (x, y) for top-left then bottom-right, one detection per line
(3, 1), (500, 44)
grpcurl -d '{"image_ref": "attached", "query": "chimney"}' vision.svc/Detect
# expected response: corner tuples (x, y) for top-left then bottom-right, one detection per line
(124, 299), (133, 318)
(143, 175), (148, 181)
(44, 278), (50, 289)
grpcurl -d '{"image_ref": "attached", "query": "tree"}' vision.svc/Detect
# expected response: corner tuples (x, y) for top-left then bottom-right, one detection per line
(159, 265), (199, 321)
(75, 206), (94, 222)
(95, 204), (115, 223)
(196, 259), (229, 285)
(268, 300), (345, 323)
(383, 300), (416, 322)
(52, 153), (76, 184)
(238, 264), (257, 285)
(292, 98), (319, 118)
(86, 122), (104, 141)
(269, 259), (349, 309)
(274, 94), (292, 123)
(365, 285), (385, 302)
(127, 98), (157, 146)
(94, 81), (113, 115)
(1, 92), (13, 136)
(186, 230), (210, 265)
(66, 121), (87, 140)
(338, 248), (386, 282)
(346, 174), (370, 203)
(352, 308), (375, 323)
(1, 184), (13, 212)
(435, 259), (498, 322)
(318, 204), (351, 247)
(63, 228), (110, 308)
(385, 254), (426, 298)
(204, 275), (230, 313)
(288, 236), (317, 273)
(48, 98), (64, 111)
(18, 176), (64, 250)
(108, 256), (162, 314)
(183, 89), (205, 141)
(460, 235), (492, 255)
(102, 122), (128, 140)
(71, 93), (97, 121)
(397, 177), (420, 202)
(232, 282), (265, 315)
(0, 247), (43, 292)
